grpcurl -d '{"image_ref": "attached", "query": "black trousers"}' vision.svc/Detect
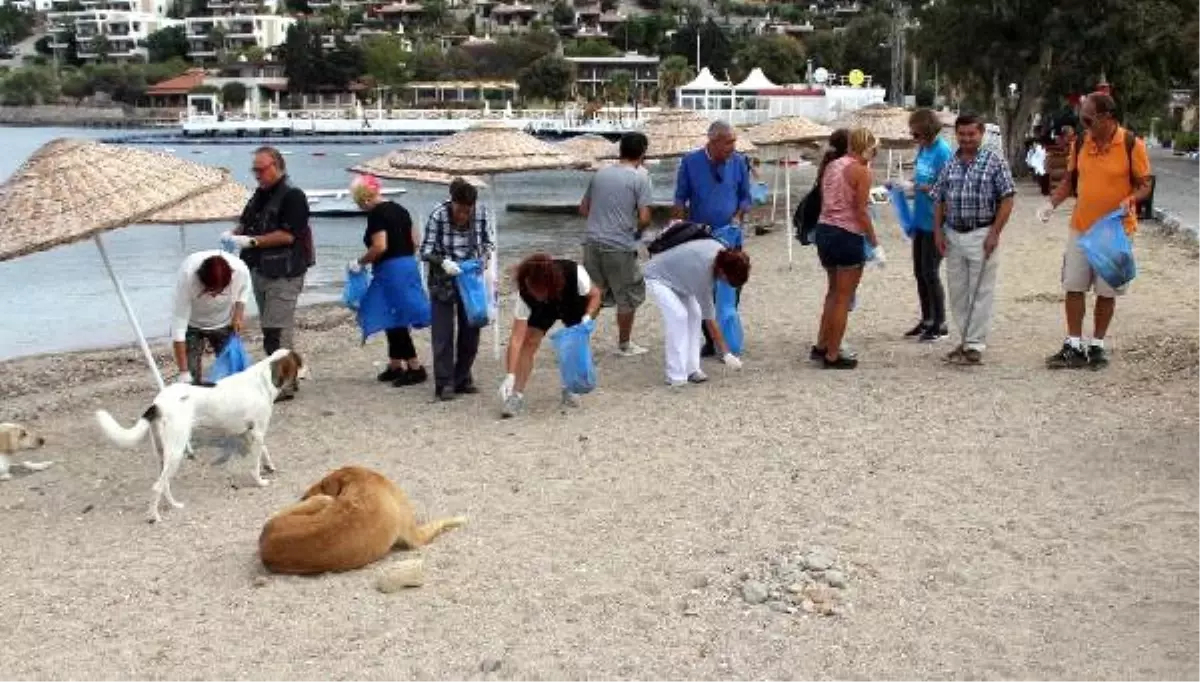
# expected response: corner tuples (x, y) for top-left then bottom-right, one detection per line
(385, 328), (416, 360)
(701, 286), (741, 353)
(912, 231), (946, 327)
(431, 291), (481, 391)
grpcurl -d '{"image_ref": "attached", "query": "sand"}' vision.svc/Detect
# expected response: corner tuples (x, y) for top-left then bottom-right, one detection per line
(1, 193), (1197, 680)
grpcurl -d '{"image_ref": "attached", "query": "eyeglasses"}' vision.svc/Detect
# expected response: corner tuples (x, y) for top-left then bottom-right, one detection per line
(251, 164), (271, 175)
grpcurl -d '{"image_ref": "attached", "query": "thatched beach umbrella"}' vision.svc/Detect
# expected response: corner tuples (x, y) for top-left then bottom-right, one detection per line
(828, 104), (913, 147)
(348, 155), (489, 188)
(745, 116), (833, 266)
(356, 123), (589, 358)
(602, 113), (757, 160)
(0, 138), (234, 388)
(141, 178), (252, 253)
(557, 134), (618, 169)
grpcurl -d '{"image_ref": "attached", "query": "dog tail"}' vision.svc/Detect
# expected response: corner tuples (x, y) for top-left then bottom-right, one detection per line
(94, 404), (157, 449)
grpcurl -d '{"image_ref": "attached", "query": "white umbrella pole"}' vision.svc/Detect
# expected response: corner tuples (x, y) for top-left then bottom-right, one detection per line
(784, 149), (793, 268)
(94, 233), (165, 390)
(178, 225), (186, 254)
(768, 149), (781, 226)
(488, 177), (501, 360)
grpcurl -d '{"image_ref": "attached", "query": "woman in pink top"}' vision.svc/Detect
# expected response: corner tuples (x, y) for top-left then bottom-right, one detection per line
(813, 127), (880, 369)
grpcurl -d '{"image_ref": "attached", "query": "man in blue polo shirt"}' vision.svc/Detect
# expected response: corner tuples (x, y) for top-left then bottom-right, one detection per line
(673, 119), (752, 356)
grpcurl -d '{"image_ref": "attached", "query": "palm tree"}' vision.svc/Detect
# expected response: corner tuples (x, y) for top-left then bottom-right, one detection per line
(605, 69), (632, 105)
(207, 23), (227, 64)
(658, 54), (693, 105)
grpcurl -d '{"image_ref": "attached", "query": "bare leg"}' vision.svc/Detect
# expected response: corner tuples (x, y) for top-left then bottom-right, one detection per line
(1065, 291), (1087, 337)
(824, 267), (864, 362)
(1093, 296), (1116, 339)
(513, 329), (546, 394)
(816, 268), (835, 350)
(616, 310), (635, 345)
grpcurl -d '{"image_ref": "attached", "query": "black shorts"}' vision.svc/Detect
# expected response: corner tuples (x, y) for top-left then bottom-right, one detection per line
(527, 310), (584, 333)
(814, 223), (867, 270)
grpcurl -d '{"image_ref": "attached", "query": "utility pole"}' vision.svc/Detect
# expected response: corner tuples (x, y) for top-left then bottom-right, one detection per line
(889, 0), (906, 107)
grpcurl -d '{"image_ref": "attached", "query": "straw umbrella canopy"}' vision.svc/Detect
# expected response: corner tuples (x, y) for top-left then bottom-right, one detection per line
(603, 114), (757, 160)
(141, 178), (250, 224)
(557, 134), (618, 168)
(745, 116), (833, 146)
(349, 154), (489, 188)
(0, 138), (236, 389)
(827, 104), (914, 147)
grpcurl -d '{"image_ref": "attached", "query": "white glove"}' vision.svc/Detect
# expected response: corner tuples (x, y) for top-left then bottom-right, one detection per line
(581, 314), (592, 325)
(347, 260), (362, 274)
(441, 260), (462, 276)
(176, 371), (193, 384)
(499, 373), (515, 401)
(1036, 202), (1055, 224)
(225, 234), (254, 249)
(722, 353), (743, 370)
(895, 180), (915, 193)
(870, 245), (887, 268)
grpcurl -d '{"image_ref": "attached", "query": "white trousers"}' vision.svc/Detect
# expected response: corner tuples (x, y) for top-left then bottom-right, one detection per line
(944, 228), (1000, 351)
(647, 279), (702, 383)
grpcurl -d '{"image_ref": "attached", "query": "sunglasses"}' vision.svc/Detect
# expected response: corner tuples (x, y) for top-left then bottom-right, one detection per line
(251, 164), (272, 175)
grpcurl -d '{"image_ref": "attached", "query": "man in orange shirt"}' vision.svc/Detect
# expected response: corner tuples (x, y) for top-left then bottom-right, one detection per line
(1037, 93), (1152, 369)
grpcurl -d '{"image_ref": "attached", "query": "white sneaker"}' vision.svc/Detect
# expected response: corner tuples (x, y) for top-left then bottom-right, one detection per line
(666, 378), (688, 388)
(501, 393), (525, 418)
(560, 389), (580, 408)
(617, 341), (649, 357)
(687, 370), (708, 384)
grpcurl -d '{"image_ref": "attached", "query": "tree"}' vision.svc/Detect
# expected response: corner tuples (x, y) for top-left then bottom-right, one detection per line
(145, 25), (189, 63)
(0, 66), (59, 105)
(405, 43), (445, 81)
(361, 33), (409, 87)
(658, 54), (692, 103)
(839, 12), (890, 89)
(187, 0), (207, 17)
(610, 14), (675, 54)
(517, 54), (574, 103)
(666, 19), (733, 75)
(207, 24), (227, 63)
(420, 0), (448, 29)
(802, 30), (845, 72)
(0, 6), (35, 45)
(605, 68), (632, 103)
(733, 34), (805, 84)
(564, 39), (618, 57)
(278, 22), (322, 92)
(90, 33), (112, 63)
(550, 0), (575, 26)
(915, 82), (935, 107)
(59, 68), (94, 101)
(221, 80), (247, 109)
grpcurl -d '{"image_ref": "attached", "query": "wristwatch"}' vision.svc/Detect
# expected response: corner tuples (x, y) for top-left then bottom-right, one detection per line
(248, 237), (258, 248)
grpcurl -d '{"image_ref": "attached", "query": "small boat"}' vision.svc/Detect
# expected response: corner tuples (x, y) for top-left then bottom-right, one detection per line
(307, 187), (407, 217)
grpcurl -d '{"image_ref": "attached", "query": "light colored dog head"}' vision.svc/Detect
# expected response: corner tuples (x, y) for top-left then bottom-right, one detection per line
(268, 349), (308, 393)
(0, 423), (46, 455)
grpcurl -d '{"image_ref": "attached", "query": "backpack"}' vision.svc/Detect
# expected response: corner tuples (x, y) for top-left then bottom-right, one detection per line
(1071, 130), (1138, 198)
(792, 180), (822, 246)
(646, 221), (714, 256)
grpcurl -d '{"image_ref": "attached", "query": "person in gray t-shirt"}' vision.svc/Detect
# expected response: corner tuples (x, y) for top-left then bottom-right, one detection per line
(580, 132), (653, 357)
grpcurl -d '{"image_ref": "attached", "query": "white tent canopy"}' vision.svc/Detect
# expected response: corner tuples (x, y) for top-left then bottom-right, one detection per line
(734, 67), (777, 91)
(679, 67), (729, 91)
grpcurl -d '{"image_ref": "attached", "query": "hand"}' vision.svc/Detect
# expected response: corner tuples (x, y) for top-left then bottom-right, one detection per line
(499, 373), (515, 401)
(983, 230), (999, 258)
(581, 314), (592, 325)
(722, 353), (743, 370)
(871, 245), (887, 268)
(347, 260), (362, 274)
(897, 180), (915, 193)
(231, 316), (244, 334)
(441, 260), (462, 277)
(1036, 201), (1055, 224)
(229, 235), (254, 250)
(175, 371), (193, 385)
(934, 228), (946, 256)
(1120, 195), (1138, 216)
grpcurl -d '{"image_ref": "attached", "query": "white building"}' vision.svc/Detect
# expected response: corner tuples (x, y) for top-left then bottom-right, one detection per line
(565, 53), (659, 101)
(6, 0), (55, 13)
(47, 0), (180, 62)
(184, 14), (294, 61)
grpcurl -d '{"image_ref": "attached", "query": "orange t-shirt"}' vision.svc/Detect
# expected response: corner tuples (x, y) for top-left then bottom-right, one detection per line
(1068, 128), (1151, 234)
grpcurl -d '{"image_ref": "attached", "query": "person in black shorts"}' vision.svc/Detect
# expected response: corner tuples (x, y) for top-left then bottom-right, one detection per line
(499, 253), (601, 418)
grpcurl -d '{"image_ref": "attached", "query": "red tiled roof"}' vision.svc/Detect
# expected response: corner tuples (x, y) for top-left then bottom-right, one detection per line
(146, 68), (208, 96)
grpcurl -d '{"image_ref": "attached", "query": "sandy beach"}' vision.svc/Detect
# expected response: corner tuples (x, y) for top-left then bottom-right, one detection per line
(1, 194), (1196, 680)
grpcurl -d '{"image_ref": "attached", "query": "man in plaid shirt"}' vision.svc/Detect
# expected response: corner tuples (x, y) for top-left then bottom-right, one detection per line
(420, 178), (495, 400)
(933, 112), (1016, 364)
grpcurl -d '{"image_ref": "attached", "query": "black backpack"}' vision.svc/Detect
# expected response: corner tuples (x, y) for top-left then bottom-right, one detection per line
(1071, 130), (1138, 198)
(646, 221), (714, 256)
(792, 180), (822, 246)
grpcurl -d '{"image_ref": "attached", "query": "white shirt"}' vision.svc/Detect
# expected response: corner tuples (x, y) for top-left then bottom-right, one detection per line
(512, 264), (592, 320)
(171, 250), (251, 342)
(1026, 144), (1046, 175)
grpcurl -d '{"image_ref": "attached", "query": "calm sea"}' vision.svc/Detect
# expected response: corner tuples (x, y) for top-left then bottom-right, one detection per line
(0, 127), (681, 360)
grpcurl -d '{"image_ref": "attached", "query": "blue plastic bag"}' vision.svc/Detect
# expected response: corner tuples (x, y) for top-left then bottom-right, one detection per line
(207, 334), (252, 383)
(887, 185), (917, 239)
(715, 279), (743, 355)
(712, 224), (744, 250)
(1077, 208), (1137, 289)
(550, 318), (597, 395)
(357, 255), (432, 341)
(750, 181), (769, 206)
(342, 267), (371, 311)
(455, 258), (490, 328)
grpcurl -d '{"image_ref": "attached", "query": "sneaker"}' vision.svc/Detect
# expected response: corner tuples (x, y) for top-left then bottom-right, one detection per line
(962, 348), (983, 364)
(1046, 342), (1088, 370)
(810, 345), (826, 362)
(822, 354), (858, 369)
(700, 343), (716, 358)
(561, 389), (581, 408)
(687, 370), (708, 384)
(455, 382), (480, 394)
(666, 378), (688, 388)
(918, 325), (949, 343)
(839, 342), (858, 360)
(1087, 344), (1109, 370)
(944, 345), (966, 364)
(394, 366), (428, 386)
(617, 341), (649, 357)
(500, 393), (525, 418)
(377, 366), (405, 382)
(904, 322), (928, 338)
(434, 386), (456, 402)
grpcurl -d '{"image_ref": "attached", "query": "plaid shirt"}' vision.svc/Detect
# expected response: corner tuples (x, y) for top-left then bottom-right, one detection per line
(933, 148), (1016, 228)
(419, 201), (494, 263)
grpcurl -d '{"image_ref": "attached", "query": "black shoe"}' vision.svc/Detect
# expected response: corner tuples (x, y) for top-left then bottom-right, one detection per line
(904, 322), (928, 338)
(1046, 343), (1088, 370)
(1087, 345), (1109, 370)
(454, 382), (479, 395)
(810, 345), (826, 362)
(434, 386), (456, 401)
(700, 344), (716, 358)
(377, 367), (405, 382)
(394, 366), (428, 387)
(918, 325), (949, 342)
(821, 354), (858, 369)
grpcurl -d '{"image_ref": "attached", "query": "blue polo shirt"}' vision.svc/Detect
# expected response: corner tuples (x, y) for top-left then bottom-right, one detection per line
(912, 137), (953, 232)
(673, 149), (752, 228)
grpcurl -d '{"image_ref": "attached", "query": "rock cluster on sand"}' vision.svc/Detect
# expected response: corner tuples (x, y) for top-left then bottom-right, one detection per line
(738, 545), (849, 617)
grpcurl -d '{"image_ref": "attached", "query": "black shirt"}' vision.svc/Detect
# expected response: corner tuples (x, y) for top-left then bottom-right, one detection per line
(364, 201), (416, 263)
(238, 177), (312, 277)
(518, 258), (589, 332)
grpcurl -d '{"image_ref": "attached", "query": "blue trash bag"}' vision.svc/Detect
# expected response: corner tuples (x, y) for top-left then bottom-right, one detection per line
(356, 255), (432, 342)
(712, 224), (745, 250)
(715, 279), (744, 355)
(550, 318), (597, 395)
(1077, 208), (1137, 289)
(455, 258), (491, 328)
(207, 334), (252, 383)
(887, 185), (917, 239)
(342, 267), (371, 311)
(750, 181), (770, 206)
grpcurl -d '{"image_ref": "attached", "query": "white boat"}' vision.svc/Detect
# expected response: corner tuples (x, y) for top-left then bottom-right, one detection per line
(307, 187), (406, 217)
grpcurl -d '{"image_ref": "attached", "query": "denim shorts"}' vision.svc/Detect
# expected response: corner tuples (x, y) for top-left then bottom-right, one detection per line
(814, 223), (867, 270)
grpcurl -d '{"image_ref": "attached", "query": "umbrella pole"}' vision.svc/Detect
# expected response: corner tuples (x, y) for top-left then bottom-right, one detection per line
(488, 176), (501, 361)
(94, 234), (165, 390)
(784, 148), (793, 268)
(178, 224), (186, 254)
(768, 148), (782, 227)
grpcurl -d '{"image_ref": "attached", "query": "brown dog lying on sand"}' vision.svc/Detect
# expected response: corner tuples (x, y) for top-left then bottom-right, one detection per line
(259, 466), (467, 575)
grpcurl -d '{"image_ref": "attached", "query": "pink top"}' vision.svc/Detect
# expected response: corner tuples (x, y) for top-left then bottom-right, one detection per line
(816, 156), (864, 234)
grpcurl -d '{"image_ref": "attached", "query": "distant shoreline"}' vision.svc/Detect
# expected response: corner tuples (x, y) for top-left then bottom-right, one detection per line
(0, 104), (176, 128)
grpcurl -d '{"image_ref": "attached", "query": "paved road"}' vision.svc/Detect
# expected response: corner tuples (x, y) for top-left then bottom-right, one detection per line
(1149, 147), (1198, 234)
(0, 32), (44, 68)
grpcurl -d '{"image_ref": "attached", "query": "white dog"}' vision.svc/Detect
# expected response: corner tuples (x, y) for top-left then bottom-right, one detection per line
(0, 423), (53, 480)
(95, 349), (306, 523)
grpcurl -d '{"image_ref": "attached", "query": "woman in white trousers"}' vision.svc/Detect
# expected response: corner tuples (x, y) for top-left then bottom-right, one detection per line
(643, 239), (751, 386)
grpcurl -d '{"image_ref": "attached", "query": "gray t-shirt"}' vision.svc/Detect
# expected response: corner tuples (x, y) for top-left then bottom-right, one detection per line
(583, 164), (652, 251)
(642, 238), (724, 319)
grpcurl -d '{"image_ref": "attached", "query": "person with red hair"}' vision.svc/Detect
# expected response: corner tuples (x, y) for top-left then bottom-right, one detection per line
(170, 250), (251, 383)
(499, 253), (602, 418)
